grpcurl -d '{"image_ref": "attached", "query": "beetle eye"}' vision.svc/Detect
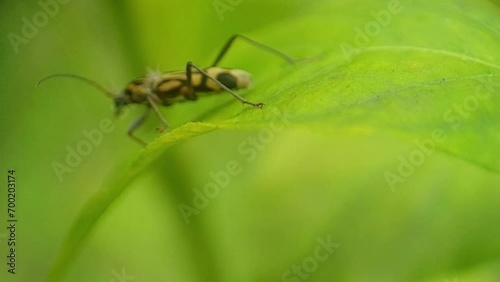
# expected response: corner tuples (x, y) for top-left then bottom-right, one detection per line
(114, 96), (127, 116)
(114, 97), (122, 106)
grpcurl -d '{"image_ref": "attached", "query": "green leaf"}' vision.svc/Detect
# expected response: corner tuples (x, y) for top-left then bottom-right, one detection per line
(47, 0), (500, 281)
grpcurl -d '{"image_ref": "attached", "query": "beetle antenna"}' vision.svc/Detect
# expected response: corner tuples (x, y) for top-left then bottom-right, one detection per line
(37, 74), (116, 99)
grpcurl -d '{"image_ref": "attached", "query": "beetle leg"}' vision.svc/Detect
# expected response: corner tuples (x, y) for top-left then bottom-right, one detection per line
(127, 107), (150, 146)
(146, 95), (170, 133)
(210, 34), (296, 67)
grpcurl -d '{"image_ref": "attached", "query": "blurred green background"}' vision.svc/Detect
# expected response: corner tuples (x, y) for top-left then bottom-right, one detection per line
(1, 0), (500, 282)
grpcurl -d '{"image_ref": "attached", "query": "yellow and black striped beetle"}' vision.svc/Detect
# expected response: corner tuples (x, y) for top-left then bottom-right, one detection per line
(38, 35), (296, 146)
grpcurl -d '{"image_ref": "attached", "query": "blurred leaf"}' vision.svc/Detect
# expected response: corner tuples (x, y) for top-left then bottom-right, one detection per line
(46, 0), (500, 281)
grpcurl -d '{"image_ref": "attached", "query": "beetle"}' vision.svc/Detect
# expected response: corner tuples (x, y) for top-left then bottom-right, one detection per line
(38, 35), (296, 146)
